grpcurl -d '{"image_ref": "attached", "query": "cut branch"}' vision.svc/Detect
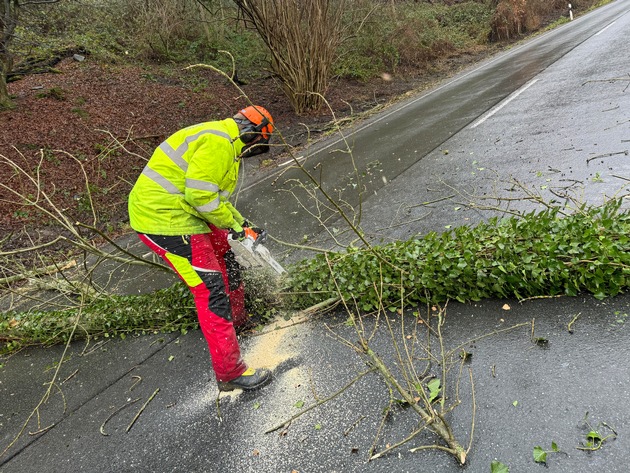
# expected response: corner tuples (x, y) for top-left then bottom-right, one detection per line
(0, 260), (76, 285)
(362, 344), (467, 464)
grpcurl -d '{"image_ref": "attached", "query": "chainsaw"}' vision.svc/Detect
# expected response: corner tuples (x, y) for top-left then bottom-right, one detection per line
(228, 227), (286, 275)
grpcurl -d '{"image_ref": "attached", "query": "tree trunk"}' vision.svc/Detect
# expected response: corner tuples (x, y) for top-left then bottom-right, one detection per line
(0, 53), (13, 109)
(1, 0), (19, 109)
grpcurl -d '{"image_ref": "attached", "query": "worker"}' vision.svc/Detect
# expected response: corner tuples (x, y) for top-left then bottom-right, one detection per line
(127, 105), (274, 392)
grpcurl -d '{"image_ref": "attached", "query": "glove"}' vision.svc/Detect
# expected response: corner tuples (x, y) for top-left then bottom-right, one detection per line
(229, 227), (246, 241)
(243, 219), (264, 236)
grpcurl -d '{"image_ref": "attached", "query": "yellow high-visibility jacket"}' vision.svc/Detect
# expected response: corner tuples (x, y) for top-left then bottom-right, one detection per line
(128, 118), (247, 236)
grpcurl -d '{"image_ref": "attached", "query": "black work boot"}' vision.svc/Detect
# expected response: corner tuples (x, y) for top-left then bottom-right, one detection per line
(217, 367), (272, 392)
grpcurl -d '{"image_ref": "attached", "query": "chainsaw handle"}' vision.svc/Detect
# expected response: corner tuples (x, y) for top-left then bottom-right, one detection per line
(252, 229), (268, 249)
(243, 227), (258, 240)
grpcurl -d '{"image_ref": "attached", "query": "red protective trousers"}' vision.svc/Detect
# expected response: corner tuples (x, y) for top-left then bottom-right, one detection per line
(138, 227), (247, 382)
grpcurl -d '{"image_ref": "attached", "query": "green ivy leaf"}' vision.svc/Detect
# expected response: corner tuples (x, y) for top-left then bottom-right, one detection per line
(533, 446), (547, 463)
(427, 378), (441, 402)
(587, 430), (602, 441)
(490, 460), (509, 473)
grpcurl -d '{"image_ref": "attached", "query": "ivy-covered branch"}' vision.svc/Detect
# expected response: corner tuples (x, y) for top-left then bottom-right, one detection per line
(0, 283), (197, 354)
(288, 199), (630, 311)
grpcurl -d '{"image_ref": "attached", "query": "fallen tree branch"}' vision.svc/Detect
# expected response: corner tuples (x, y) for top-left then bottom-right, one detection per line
(247, 297), (341, 338)
(370, 422), (429, 460)
(0, 237), (65, 256)
(75, 222), (168, 271)
(0, 260), (77, 286)
(446, 322), (532, 361)
(586, 150), (628, 164)
(582, 75), (630, 86)
(361, 343), (467, 464)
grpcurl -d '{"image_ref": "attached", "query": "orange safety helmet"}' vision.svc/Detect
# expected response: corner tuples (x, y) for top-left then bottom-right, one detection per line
(238, 105), (274, 141)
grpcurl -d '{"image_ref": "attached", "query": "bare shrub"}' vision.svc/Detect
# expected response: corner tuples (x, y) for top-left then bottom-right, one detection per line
(233, 0), (350, 114)
(524, 0), (570, 30)
(490, 0), (526, 41)
(123, 0), (201, 60)
(346, 1), (492, 75)
(491, 0), (593, 41)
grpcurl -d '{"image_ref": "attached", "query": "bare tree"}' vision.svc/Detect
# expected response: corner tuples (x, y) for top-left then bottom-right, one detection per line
(232, 0), (348, 114)
(0, 0), (59, 109)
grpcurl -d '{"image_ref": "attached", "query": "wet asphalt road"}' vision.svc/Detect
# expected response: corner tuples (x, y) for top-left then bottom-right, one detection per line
(238, 0), (630, 256)
(2, 1), (630, 472)
(2, 295), (630, 472)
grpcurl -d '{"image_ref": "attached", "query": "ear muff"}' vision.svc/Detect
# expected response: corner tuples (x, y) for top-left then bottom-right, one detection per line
(239, 117), (270, 144)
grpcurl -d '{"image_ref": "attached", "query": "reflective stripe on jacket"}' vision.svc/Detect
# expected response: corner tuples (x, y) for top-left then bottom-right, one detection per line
(128, 118), (246, 235)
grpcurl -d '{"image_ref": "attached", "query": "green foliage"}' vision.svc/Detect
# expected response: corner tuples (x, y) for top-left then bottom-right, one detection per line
(288, 200), (630, 311)
(424, 1), (495, 46)
(0, 269), (284, 354)
(334, 50), (388, 81)
(437, 2), (495, 41)
(126, 0), (265, 70)
(490, 460), (509, 473)
(14, 1), (131, 62)
(577, 413), (617, 451)
(12, 0), (267, 68)
(71, 107), (89, 118)
(0, 282), (197, 354)
(205, 29), (268, 80)
(335, 1), (494, 78)
(533, 442), (560, 464)
(427, 377), (441, 402)
(4, 201), (628, 354)
(36, 87), (66, 100)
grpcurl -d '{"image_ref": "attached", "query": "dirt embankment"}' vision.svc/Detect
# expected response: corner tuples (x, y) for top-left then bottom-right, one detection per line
(0, 46), (504, 246)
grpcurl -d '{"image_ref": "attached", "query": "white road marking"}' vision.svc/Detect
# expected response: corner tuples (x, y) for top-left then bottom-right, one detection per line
(470, 79), (539, 129)
(279, 155), (305, 166)
(595, 21), (616, 35)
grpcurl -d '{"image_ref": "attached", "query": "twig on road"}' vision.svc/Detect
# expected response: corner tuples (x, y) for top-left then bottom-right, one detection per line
(0, 300), (84, 459)
(586, 150), (628, 165)
(126, 388), (160, 432)
(265, 368), (374, 434)
(100, 398), (141, 436)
